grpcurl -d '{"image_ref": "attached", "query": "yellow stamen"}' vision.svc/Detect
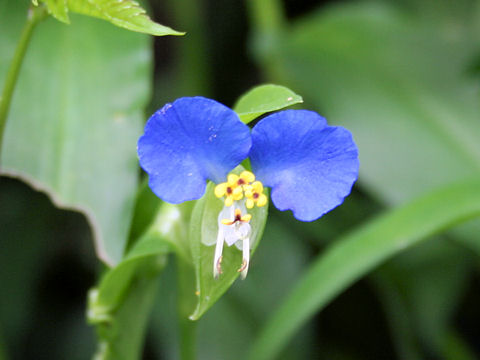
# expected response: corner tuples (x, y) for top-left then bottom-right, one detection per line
(227, 174), (239, 185)
(241, 213), (252, 222)
(216, 171), (266, 208)
(239, 171), (255, 184)
(221, 208), (251, 225)
(224, 197), (234, 207)
(256, 193), (268, 207)
(244, 181), (267, 208)
(214, 183), (228, 198)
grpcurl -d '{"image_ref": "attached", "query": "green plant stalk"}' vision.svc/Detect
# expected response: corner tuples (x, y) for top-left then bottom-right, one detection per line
(177, 258), (197, 360)
(245, 0), (288, 85)
(0, 5), (46, 161)
(171, 0), (211, 96)
(179, 315), (197, 360)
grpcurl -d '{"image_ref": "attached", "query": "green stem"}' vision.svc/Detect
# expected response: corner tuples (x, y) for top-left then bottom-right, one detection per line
(171, 0), (211, 96)
(0, 4), (46, 161)
(246, 0), (286, 35)
(179, 316), (197, 360)
(177, 258), (197, 360)
(245, 0), (288, 82)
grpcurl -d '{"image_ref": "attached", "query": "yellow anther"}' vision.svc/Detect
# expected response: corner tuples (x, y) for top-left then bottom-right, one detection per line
(231, 186), (243, 199)
(244, 181), (267, 209)
(238, 171), (255, 185)
(221, 208), (251, 225)
(221, 218), (231, 225)
(216, 171), (264, 207)
(241, 213), (252, 222)
(224, 197), (234, 207)
(214, 183), (228, 198)
(215, 176), (244, 206)
(227, 174), (239, 185)
(256, 194), (268, 207)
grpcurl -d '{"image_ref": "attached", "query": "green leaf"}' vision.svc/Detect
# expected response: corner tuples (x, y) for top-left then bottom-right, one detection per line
(248, 178), (480, 360)
(88, 202), (185, 359)
(91, 264), (161, 360)
(233, 84), (303, 124)
(0, 8), (149, 265)
(372, 239), (472, 359)
(34, 0), (183, 36)
(67, 0), (184, 36)
(126, 179), (162, 250)
(88, 203), (186, 320)
(188, 182), (269, 320)
(39, 0), (69, 23)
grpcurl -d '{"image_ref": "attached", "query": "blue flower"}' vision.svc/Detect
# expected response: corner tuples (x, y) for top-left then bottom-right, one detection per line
(137, 97), (251, 204)
(250, 110), (359, 222)
(137, 96), (359, 277)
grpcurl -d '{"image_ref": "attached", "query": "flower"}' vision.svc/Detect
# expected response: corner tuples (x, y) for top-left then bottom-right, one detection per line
(137, 96), (359, 278)
(137, 97), (251, 204)
(249, 109), (359, 222)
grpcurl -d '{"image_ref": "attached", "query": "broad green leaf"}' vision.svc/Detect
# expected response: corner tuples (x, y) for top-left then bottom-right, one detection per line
(248, 178), (480, 360)
(189, 182), (268, 320)
(34, 0), (183, 36)
(233, 84), (303, 124)
(67, 0), (184, 36)
(0, 5), (149, 265)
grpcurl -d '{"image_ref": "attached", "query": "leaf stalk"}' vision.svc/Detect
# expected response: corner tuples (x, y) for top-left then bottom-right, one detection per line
(0, 4), (47, 163)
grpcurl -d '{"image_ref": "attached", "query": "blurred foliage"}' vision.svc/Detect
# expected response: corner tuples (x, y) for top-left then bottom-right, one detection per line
(1, 0), (480, 359)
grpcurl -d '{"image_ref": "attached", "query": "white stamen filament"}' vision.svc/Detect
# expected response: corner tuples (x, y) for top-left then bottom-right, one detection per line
(214, 200), (252, 279)
(240, 236), (250, 279)
(213, 225), (224, 279)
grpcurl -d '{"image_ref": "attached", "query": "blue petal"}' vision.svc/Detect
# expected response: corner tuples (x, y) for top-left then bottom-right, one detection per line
(137, 97), (251, 204)
(250, 110), (359, 221)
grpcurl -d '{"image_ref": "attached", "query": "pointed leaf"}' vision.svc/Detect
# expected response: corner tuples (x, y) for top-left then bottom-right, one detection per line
(67, 0), (184, 36)
(37, 0), (69, 23)
(189, 182), (268, 320)
(233, 84), (303, 124)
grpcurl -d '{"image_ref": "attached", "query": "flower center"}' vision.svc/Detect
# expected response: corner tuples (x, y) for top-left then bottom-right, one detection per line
(214, 170), (267, 209)
(212, 170), (268, 279)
